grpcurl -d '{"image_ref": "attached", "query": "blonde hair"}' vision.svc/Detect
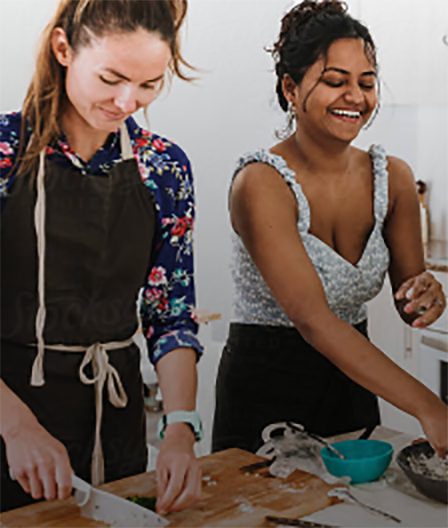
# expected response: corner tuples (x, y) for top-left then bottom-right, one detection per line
(12, 0), (192, 178)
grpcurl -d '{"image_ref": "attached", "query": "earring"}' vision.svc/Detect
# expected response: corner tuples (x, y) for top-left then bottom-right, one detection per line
(287, 100), (296, 120)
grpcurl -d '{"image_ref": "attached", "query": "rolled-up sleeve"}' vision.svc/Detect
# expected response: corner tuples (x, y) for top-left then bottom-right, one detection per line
(137, 135), (203, 364)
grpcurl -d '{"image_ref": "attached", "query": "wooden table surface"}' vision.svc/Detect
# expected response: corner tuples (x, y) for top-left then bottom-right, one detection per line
(1, 448), (344, 527)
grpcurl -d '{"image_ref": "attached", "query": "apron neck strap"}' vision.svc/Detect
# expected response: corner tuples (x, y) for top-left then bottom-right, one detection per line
(119, 123), (134, 161)
(31, 121), (134, 386)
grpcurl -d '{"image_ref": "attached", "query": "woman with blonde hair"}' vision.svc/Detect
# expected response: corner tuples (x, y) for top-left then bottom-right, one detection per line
(1, 0), (202, 515)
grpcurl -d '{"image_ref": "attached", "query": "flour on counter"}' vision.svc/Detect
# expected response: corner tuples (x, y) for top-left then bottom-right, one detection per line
(233, 497), (254, 513)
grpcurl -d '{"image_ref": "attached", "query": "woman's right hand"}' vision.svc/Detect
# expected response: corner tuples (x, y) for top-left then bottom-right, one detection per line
(1, 380), (73, 501)
(4, 418), (73, 501)
(417, 399), (448, 458)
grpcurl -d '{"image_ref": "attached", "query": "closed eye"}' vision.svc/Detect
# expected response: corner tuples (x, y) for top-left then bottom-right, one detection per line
(322, 80), (343, 87)
(359, 83), (375, 90)
(100, 75), (120, 86)
(322, 79), (375, 90)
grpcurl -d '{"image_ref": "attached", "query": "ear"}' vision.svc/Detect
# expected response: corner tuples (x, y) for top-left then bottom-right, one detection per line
(51, 27), (73, 67)
(281, 74), (298, 106)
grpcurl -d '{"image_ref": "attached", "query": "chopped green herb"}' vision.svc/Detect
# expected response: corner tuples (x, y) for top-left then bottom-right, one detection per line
(126, 496), (157, 512)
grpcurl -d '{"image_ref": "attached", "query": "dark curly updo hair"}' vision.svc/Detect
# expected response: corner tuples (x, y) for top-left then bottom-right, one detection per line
(270, 0), (377, 113)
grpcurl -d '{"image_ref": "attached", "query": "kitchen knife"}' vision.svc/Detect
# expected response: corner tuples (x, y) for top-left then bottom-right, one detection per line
(72, 474), (169, 527)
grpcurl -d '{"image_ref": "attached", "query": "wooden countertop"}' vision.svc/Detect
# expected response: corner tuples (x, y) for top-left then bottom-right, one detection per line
(3, 427), (446, 528)
(0, 448), (343, 527)
(426, 260), (448, 273)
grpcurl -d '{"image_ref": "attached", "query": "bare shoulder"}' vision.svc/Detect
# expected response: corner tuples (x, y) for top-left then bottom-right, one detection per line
(386, 155), (416, 191)
(230, 161), (298, 233)
(231, 160), (296, 205)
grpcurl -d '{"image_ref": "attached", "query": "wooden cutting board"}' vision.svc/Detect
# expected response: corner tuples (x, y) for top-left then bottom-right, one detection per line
(1, 448), (344, 527)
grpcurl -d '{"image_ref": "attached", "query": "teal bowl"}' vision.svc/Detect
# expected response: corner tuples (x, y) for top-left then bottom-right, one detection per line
(320, 439), (393, 484)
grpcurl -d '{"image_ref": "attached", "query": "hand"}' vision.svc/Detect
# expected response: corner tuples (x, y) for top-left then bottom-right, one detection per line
(418, 399), (448, 458)
(4, 418), (73, 501)
(395, 271), (446, 328)
(155, 422), (201, 515)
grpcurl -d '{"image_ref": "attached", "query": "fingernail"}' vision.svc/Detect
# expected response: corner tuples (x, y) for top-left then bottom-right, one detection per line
(406, 288), (414, 299)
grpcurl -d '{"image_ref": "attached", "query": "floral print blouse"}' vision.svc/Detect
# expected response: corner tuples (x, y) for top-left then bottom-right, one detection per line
(0, 111), (203, 364)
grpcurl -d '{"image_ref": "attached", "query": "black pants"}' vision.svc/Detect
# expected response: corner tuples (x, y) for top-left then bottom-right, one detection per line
(1, 341), (147, 512)
(212, 321), (380, 453)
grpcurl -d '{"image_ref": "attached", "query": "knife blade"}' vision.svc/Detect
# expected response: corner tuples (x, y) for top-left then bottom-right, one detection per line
(72, 475), (169, 527)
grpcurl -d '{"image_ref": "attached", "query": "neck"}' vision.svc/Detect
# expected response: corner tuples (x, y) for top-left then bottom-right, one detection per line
(60, 104), (116, 162)
(291, 128), (353, 175)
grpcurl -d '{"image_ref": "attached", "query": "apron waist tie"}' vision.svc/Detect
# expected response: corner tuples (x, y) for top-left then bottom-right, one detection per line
(30, 337), (133, 485)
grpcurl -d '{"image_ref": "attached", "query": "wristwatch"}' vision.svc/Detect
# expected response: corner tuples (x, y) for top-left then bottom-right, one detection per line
(157, 410), (203, 441)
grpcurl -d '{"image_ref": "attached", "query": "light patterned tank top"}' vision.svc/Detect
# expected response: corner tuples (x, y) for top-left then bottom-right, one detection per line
(231, 145), (390, 326)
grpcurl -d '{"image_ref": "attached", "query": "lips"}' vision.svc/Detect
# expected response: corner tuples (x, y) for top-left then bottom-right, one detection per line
(98, 106), (126, 120)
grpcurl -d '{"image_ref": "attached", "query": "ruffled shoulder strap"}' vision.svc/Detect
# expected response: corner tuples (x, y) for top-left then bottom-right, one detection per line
(230, 149), (311, 232)
(368, 144), (389, 223)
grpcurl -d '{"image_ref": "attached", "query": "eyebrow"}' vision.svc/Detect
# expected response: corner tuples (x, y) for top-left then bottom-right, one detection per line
(322, 67), (376, 77)
(102, 67), (164, 83)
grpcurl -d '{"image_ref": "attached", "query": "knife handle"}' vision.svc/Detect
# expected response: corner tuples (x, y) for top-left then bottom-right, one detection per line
(71, 475), (92, 506)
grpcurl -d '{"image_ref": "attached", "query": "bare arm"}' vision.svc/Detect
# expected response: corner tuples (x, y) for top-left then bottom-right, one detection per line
(154, 347), (201, 514)
(0, 379), (73, 501)
(384, 156), (446, 326)
(230, 162), (447, 456)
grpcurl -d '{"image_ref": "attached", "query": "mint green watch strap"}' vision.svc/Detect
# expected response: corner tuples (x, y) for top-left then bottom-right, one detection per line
(157, 410), (203, 441)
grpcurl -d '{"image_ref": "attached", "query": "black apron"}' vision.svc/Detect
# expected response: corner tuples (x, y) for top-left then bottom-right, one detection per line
(1, 126), (156, 511)
(212, 321), (380, 453)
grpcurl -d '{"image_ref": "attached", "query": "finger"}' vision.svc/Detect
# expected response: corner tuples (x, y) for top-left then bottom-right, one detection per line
(411, 437), (427, 445)
(167, 465), (202, 512)
(39, 465), (57, 501)
(157, 466), (186, 514)
(404, 291), (435, 314)
(405, 281), (429, 302)
(156, 467), (171, 513)
(15, 473), (31, 495)
(28, 467), (45, 500)
(395, 277), (415, 300)
(433, 445), (447, 459)
(403, 278), (443, 311)
(411, 293), (446, 325)
(55, 459), (73, 500)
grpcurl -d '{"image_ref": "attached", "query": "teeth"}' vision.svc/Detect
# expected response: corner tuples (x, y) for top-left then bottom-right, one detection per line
(331, 109), (361, 118)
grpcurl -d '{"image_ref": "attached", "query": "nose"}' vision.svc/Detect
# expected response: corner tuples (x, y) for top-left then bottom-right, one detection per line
(114, 85), (138, 114)
(344, 82), (364, 104)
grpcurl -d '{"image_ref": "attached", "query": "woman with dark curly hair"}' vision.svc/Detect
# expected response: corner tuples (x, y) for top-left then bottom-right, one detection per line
(212, 0), (447, 457)
(0, 0), (203, 514)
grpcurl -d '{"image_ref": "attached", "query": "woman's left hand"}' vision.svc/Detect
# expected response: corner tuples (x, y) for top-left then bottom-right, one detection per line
(155, 422), (201, 515)
(395, 271), (446, 328)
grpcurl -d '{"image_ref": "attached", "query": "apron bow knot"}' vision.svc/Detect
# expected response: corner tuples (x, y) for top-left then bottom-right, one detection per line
(79, 342), (128, 408)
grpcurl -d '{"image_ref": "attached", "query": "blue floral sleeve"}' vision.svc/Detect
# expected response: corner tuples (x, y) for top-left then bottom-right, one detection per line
(135, 130), (203, 364)
(0, 112), (23, 203)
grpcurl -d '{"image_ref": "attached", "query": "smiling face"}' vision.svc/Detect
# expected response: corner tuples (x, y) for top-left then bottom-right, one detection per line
(287, 38), (378, 144)
(52, 27), (171, 139)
